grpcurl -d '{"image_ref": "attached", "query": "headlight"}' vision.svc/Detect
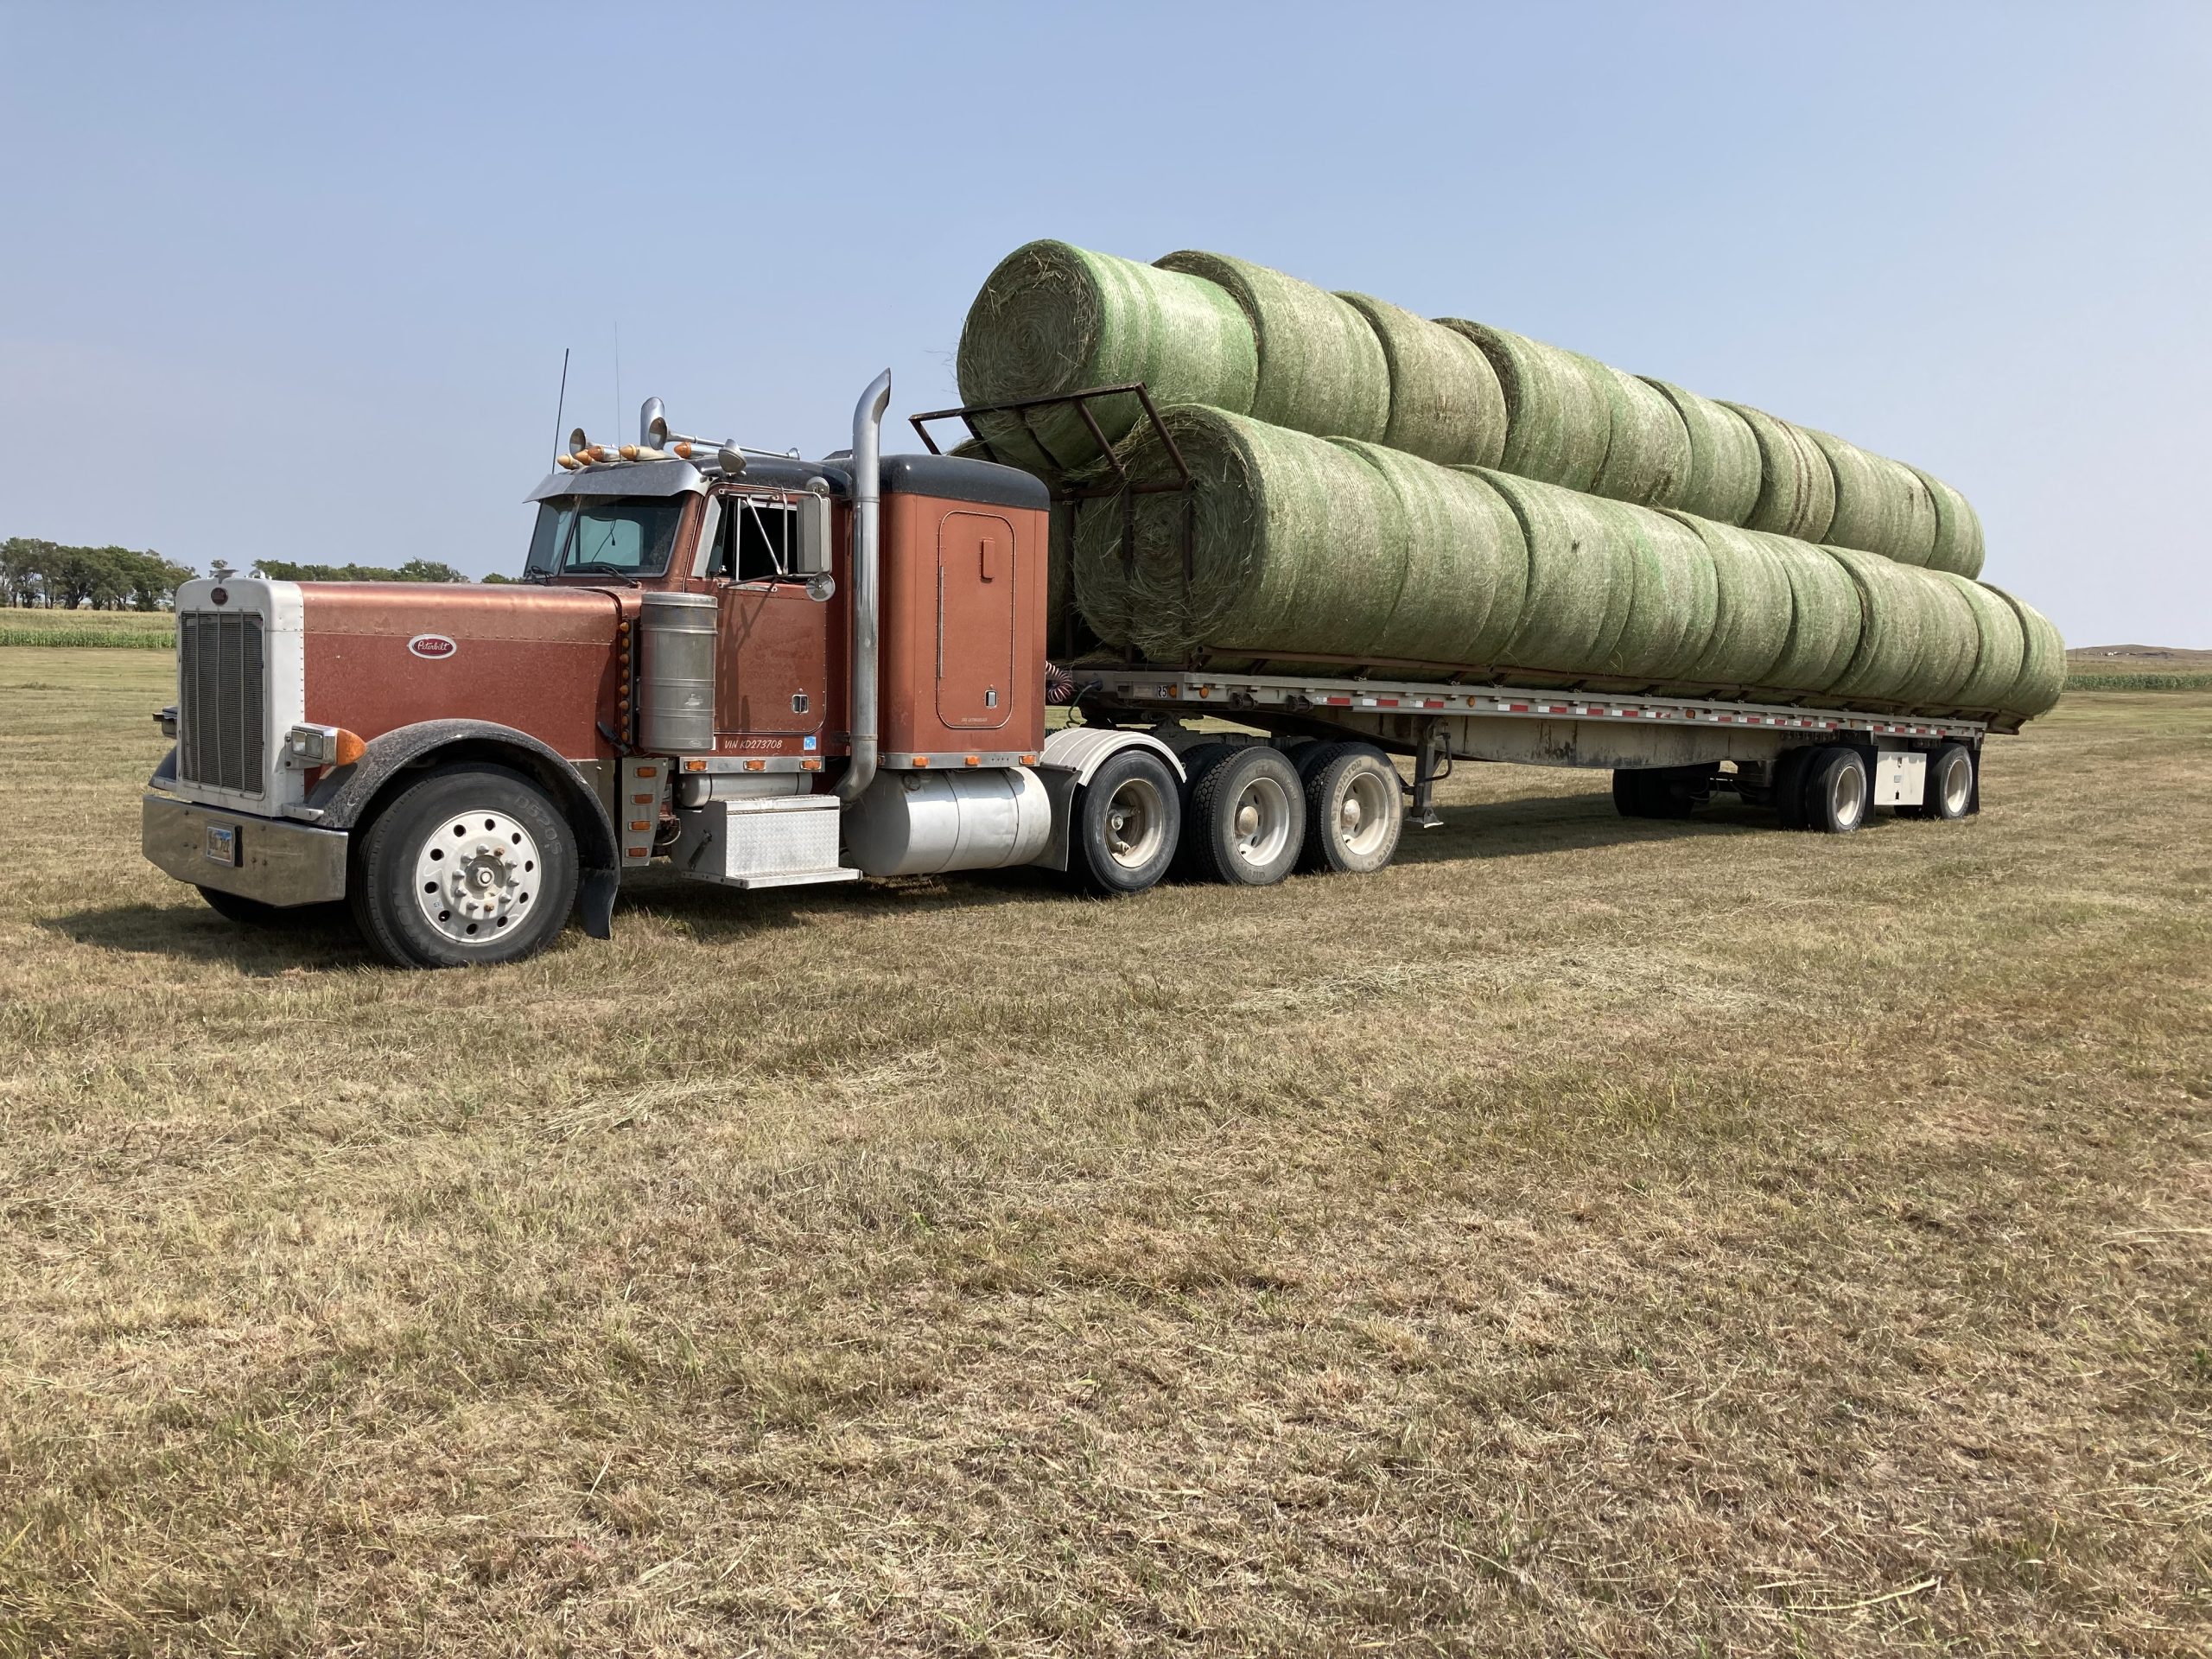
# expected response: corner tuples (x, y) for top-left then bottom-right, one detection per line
(283, 724), (366, 768)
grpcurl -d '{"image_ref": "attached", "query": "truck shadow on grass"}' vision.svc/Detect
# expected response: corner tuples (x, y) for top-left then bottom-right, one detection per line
(42, 900), (374, 975)
(51, 798), (1778, 969)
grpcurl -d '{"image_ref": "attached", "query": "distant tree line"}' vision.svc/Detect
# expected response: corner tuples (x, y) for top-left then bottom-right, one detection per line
(251, 558), (471, 583)
(1, 538), (197, 611)
(3, 537), (517, 608)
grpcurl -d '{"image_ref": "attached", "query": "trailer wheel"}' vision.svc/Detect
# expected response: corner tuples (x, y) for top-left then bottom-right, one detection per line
(1185, 745), (1305, 886)
(1772, 748), (1815, 830)
(1071, 748), (1181, 894)
(1612, 765), (1706, 820)
(1801, 747), (1871, 835)
(352, 763), (579, 967)
(1299, 744), (1402, 874)
(1898, 742), (1975, 821)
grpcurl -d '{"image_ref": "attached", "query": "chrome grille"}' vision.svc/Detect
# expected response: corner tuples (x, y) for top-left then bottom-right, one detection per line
(176, 610), (266, 794)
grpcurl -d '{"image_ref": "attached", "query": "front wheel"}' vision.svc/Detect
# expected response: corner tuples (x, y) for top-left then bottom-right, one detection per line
(351, 764), (579, 967)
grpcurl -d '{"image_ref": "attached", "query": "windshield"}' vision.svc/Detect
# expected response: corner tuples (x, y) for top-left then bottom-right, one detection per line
(524, 497), (685, 580)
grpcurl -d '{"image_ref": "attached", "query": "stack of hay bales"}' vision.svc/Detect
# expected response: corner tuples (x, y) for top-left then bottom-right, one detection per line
(959, 239), (2054, 721)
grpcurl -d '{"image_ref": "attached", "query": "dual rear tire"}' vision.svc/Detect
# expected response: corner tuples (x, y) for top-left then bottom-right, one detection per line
(1070, 740), (1406, 893)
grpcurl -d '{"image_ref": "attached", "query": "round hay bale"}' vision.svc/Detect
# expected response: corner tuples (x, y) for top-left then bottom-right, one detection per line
(1155, 251), (1389, 443)
(1590, 366), (1693, 508)
(1826, 548), (1953, 704)
(1807, 429), (1939, 567)
(1440, 321), (1614, 493)
(1336, 293), (1508, 467)
(1910, 464), (1986, 579)
(1936, 573), (2025, 714)
(1071, 406), (1404, 663)
(1642, 381), (1762, 525)
(1656, 513), (1793, 692)
(1986, 586), (2064, 719)
(1743, 530), (1862, 696)
(1907, 573), (1985, 709)
(1726, 404), (1836, 543)
(955, 239), (1258, 473)
(1466, 469), (1638, 682)
(1583, 497), (1718, 684)
(1330, 442), (1526, 669)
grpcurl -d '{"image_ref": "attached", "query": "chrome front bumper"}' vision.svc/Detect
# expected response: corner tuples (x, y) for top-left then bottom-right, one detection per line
(143, 793), (349, 907)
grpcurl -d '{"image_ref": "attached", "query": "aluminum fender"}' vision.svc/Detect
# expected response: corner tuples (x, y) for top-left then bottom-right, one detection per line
(307, 719), (621, 938)
(1037, 726), (1187, 788)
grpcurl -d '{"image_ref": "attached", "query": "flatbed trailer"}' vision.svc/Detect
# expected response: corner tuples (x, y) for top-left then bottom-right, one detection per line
(1057, 661), (1986, 858)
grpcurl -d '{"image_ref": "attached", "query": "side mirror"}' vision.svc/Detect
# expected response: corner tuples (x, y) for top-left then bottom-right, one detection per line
(791, 491), (831, 576)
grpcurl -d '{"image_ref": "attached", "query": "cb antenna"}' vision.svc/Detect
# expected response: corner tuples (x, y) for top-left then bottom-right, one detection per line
(551, 347), (570, 456)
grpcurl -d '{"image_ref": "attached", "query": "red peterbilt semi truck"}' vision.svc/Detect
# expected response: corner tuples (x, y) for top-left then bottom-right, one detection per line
(143, 373), (1996, 968)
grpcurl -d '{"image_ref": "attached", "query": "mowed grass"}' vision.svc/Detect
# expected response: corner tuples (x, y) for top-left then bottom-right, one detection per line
(2, 645), (2207, 1656)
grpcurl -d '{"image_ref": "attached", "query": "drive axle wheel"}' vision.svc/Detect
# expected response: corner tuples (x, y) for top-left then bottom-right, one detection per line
(1185, 745), (1304, 887)
(1299, 744), (1403, 874)
(353, 764), (578, 967)
(1071, 748), (1180, 894)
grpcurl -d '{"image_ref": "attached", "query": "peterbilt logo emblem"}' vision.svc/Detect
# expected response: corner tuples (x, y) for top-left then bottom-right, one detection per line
(407, 633), (458, 660)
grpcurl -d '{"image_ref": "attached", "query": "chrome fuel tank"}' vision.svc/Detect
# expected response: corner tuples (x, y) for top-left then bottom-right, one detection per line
(842, 765), (1051, 876)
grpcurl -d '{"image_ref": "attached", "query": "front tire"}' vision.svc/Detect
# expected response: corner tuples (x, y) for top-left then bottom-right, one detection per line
(352, 764), (579, 967)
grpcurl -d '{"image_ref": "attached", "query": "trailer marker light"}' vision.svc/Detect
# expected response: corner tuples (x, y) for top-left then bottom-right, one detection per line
(632, 793), (653, 804)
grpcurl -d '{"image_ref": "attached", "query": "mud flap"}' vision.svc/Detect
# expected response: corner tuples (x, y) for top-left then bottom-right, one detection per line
(579, 867), (619, 940)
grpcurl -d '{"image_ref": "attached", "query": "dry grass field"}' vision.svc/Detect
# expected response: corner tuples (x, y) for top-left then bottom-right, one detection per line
(2, 645), (2207, 1656)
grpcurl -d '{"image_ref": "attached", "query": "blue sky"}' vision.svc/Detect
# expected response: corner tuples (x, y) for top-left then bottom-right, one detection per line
(3, 2), (2205, 645)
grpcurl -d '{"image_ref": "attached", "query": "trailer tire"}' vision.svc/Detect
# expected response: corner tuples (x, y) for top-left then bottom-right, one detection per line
(1185, 745), (1305, 887)
(1612, 765), (1705, 820)
(1898, 742), (1975, 821)
(1299, 745), (1402, 874)
(1071, 748), (1181, 894)
(1773, 748), (1815, 830)
(352, 763), (579, 967)
(1801, 747), (1871, 835)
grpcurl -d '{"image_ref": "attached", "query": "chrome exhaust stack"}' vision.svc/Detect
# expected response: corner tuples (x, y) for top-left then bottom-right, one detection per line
(835, 370), (893, 804)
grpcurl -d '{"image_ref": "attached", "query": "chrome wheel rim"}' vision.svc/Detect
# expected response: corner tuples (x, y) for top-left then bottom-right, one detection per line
(1230, 774), (1293, 868)
(1338, 768), (1394, 857)
(1103, 776), (1166, 869)
(1939, 753), (1971, 815)
(414, 808), (541, 944)
(1832, 762), (1866, 829)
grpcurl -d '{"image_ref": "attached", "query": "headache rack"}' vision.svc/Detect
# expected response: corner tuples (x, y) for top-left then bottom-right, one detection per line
(909, 384), (1198, 662)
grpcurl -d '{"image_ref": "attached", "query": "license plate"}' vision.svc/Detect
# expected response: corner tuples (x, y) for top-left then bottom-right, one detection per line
(203, 823), (239, 866)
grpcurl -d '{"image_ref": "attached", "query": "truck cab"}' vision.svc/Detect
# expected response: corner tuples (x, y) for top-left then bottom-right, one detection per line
(142, 374), (1192, 966)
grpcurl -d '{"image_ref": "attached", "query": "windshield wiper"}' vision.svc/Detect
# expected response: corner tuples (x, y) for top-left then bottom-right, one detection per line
(567, 561), (640, 586)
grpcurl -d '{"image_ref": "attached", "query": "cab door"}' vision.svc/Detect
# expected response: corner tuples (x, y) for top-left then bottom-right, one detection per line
(936, 511), (1014, 730)
(716, 582), (830, 741)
